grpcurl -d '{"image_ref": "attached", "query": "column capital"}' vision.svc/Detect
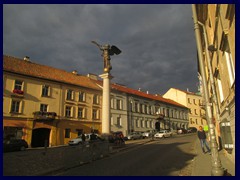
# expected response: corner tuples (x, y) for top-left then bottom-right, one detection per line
(99, 73), (114, 79)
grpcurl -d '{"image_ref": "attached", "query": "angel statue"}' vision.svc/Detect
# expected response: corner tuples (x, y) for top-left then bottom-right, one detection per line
(91, 41), (121, 73)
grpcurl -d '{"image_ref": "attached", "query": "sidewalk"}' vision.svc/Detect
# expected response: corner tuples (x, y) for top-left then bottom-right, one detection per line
(191, 139), (235, 176)
(113, 137), (235, 176)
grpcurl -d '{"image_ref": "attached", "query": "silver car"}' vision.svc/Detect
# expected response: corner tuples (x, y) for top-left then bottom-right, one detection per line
(154, 130), (172, 138)
(68, 134), (91, 145)
(127, 132), (143, 140)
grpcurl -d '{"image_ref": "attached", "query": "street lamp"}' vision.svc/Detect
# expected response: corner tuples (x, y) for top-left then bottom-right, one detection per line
(192, 4), (224, 176)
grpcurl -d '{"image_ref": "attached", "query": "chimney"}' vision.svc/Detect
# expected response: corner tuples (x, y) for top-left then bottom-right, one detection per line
(72, 70), (78, 75)
(146, 91), (149, 94)
(23, 56), (30, 62)
(138, 88), (141, 91)
(87, 73), (98, 80)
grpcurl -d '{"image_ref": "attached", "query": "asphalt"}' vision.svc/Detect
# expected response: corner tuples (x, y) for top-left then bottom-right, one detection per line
(117, 136), (235, 176)
(4, 134), (235, 176)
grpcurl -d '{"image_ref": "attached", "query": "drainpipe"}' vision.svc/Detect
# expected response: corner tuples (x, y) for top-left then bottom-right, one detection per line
(197, 21), (221, 124)
(192, 4), (224, 176)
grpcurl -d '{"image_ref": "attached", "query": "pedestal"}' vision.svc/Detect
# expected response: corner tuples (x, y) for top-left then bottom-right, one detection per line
(99, 73), (113, 134)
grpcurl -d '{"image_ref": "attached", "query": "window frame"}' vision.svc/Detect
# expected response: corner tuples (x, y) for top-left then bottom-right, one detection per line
(79, 91), (86, 102)
(42, 85), (50, 97)
(40, 104), (48, 112)
(65, 106), (72, 117)
(66, 89), (74, 101)
(14, 80), (23, 90)
(78, 107), (85, 119)
(92, 109), (99, 120)
(11, 100), (21, 113)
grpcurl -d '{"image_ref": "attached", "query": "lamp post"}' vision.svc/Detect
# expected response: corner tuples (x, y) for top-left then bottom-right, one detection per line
(192, 4), (224, 176)
(91, 41), (121, 134)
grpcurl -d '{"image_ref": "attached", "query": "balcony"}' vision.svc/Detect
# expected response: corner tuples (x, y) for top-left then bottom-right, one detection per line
(156, 113), (165, 120)
(12, 89), (24, 97)
(33, 111), (57, 121)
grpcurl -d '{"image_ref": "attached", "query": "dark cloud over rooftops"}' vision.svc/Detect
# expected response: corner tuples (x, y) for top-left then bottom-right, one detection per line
(3, 4), (199, 95)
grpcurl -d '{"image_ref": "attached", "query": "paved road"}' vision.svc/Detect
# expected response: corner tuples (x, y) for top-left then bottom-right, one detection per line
(54, 134), (196, 176)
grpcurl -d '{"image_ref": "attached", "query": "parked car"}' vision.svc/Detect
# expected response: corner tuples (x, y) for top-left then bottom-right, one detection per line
(154, 130), (172, 138)
(187, 127), (197, 133)
(68, 135), (85, 145)
(127, 132), (143, 140)
(177, 128), (188, 134)
(142, 130), (158, 138)
(108, 131), (125, 144)
(3, 139), (28, 152)
(85, 133), (103, 142)
(68, 133), (102, 145)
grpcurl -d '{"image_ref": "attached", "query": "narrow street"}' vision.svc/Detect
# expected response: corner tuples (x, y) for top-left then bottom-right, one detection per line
(54, 134), (196, 176)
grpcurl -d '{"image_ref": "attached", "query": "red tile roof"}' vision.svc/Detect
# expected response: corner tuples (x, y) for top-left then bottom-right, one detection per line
(3, 55), (101, 90)
(94, 80), (188, 109)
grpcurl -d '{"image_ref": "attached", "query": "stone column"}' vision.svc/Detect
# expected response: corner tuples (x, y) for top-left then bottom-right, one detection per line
(99, 73), (113, 134)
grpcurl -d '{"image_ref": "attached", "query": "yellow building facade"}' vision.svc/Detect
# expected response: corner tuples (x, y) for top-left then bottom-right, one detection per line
(163, 88), (207, 129)
(195, 4), (235, 163)
(3, 55), (102, 147)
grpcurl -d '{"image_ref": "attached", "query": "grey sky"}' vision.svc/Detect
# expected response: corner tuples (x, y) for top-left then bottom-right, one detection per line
(3, 4), (199, 95)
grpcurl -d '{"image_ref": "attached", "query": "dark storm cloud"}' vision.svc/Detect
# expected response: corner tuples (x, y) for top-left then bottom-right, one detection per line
(3, 4), (199, 95)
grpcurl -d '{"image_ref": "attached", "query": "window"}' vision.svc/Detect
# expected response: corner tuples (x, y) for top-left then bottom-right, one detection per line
(4, 127), (23, 139)
(171, 110), (174, 118)
(166, 109), (170, 117)
(111, 117), (113, 125)
(220, 34), (235, 87)
(217, 74), (224, 103)
(145, 120), (148, 128)
(188, 98), (191, 104)
(42, 85), (50, 97)
(14, 80), (23, 90)
(65, 129), (71, 138)
(136, 119), (139, 128)
(140, 104), (145, 113)
(194, 109), (198, 115)
(190, 118), (193, 124)
(176, 111), (179, 118)
(129, 101), (133, 112)
(150, 106), (154, 115)
(78, 107), (85, 118)
(225, 51), (235, 87)
(117, 117), (122, 126)
(92, 109), (99, 119)
(220, 121), (234, 150)
(193, 99), (196, 105)
(162, 108), (165, 115)
(79, 91), (86, 102)
(93, 94), (99, 104)
(40, 104), (48, 112)
(76, 129), (83, 136)
(135, 102), (139, 113)
(111, 98), (114, 109)
(116, 99), (122, 110)
(11, 100), (21, 113)
(65, 106), (72, 117)
(141, 120), (144, 127)
(66, 89), (74, 101)
(145, 105), (148, 114)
